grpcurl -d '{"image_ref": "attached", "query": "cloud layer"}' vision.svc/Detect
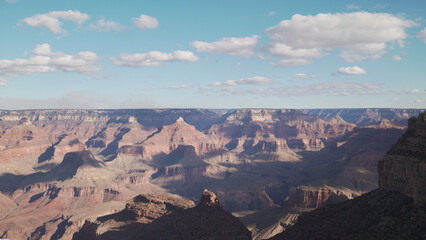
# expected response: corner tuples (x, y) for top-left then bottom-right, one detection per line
(0, 43), (101, 76)
(22, 10), (90, 34)
(266, 12), (416, 65)
(112, 51), (198, 67)
(191, 35), (259, 57)
(219, 82), (381, 97)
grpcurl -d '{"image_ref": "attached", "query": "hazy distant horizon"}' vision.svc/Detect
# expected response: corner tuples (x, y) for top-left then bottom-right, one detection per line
(1, 107), (425, 111)
(1, 0), (425, 109)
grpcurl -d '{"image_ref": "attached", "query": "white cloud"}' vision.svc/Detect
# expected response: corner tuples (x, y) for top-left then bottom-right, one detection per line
(392, 55), (402, 61)
(337, 66), (367, 75)
(90, 18), (127, 32)
(191, 35), (259, 57)
(132, 14), (159, 30)
(0, 43), (101, 76)
(268, 43), (324, 58)
(33, 43), (52, 55)
(293, 73), (317, 79)
(405, 89), (426, 94)
(112, 51), (198, 67)
(22, 10), (90, 34)
(165, 85), (195, 89)
(417, 27), (426, 44)
(266, 12), (417, 64)
(346, 4), (360, 10)
(210, 76), (273, 87)
(5, 0), (19, 3)
(274, 58), (313, 66)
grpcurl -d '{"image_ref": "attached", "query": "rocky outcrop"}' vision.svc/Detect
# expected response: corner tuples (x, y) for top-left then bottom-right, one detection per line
(141, 117), (219, 159)
(72, 193), (195, 239)
(378, 112), (426, 206)
(79, 189), (252, 240)
(285, 185), (352, 209)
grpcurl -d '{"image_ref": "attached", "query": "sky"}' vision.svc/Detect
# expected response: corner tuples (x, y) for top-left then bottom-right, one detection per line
(0, 0), (425, 109)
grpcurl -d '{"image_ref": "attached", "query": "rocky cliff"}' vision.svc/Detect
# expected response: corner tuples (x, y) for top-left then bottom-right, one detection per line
(378, 112), (426, 206)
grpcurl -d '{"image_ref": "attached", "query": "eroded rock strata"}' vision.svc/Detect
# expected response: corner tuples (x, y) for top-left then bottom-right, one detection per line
(0, 109), (422, 239)
(269, 112), (426, 240)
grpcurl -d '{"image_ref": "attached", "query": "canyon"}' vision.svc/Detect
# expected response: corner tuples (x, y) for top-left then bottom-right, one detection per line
(0, 108), (423, 239)
(270, 112), (426, 240)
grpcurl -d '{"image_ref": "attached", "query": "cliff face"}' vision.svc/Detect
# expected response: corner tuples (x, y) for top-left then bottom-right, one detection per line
(378, 112), (426, 206)
(285, 185), (352, 209)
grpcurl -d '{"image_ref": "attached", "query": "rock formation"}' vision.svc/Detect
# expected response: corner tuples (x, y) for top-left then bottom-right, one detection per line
(269, 112), (426, 240)
(73, 189), (252, 240)
(284, 185), (352, 209)
(302, 108), (424, 126)
(0, 108), (422, 239)
(379, 112), (426, 206)
(140, 117), (219, 159)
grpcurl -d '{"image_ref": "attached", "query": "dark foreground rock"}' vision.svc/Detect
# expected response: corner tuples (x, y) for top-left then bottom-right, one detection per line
(269, 189), (425, 240)
(73, 190), (251, 240)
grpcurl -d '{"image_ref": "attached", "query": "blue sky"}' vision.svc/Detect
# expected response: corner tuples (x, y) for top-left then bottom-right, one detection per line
(0, 0), (425, 109)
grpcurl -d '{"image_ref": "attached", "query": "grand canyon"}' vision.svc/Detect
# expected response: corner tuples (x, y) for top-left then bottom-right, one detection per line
(0, 108), (424, 239)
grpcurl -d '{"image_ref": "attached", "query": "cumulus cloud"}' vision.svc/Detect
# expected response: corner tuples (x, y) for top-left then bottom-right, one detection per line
(191, 35), (259, 57)
(132, 14), (159, 30)
(417, 27), (426, 44)
(210, 76), (273, 87)
(293, 73), (317, 79)
(392, 55), (402, 61)
(268, 43), (324, 59)
(0, 43), (101, 76)
(266, 12), (416, 65)
(112, 51), (198, 67)
(337, 66), (367, 75)
(217, 82), (381, 97)
(90, 17), (127, 32)
(22, 10), (90, 34)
